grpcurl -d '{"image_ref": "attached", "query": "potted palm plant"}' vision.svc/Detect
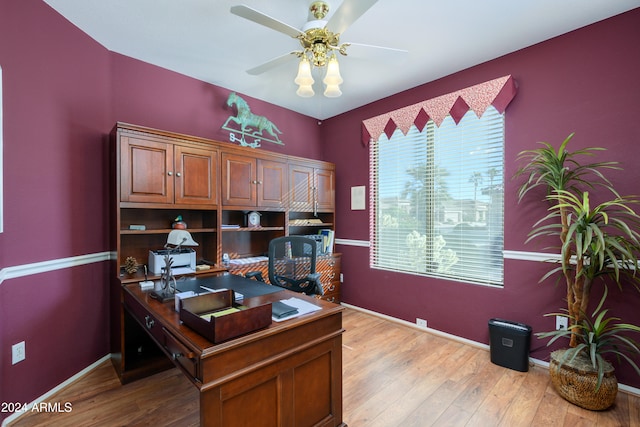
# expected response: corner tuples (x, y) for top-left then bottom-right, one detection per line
(515, 133), (640, 409)
(538, 287), (640, 409)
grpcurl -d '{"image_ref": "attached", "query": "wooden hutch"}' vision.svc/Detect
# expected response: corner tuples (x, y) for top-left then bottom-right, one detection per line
(109, 123), (345, 426)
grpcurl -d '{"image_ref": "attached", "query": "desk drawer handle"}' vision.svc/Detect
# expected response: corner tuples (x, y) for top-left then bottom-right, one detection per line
(162, 327), (196, 359)
(144, 315), (155, 329)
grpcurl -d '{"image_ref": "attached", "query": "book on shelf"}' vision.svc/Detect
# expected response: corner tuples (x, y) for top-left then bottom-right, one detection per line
(319, 229), (334, 254)
(221, 224), (241, 229)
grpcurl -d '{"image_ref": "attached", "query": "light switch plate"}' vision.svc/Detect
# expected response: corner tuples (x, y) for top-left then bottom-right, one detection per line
(12, 341), (25, 364)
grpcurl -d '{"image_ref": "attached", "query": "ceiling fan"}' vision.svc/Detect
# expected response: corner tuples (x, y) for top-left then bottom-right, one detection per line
(230, 0), (407, 97)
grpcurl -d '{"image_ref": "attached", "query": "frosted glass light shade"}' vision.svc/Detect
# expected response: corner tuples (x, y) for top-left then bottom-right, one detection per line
(323, 55), (342, 97)
(296, 84), (315, 97)
(294, 57), (314, 86)
(322, 55), (343, 86)
(324, 84), (342, 98)
(295, 56), (315, 97)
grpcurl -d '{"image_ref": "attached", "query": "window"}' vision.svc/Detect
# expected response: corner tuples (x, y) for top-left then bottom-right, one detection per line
(370, 106), (504, 286)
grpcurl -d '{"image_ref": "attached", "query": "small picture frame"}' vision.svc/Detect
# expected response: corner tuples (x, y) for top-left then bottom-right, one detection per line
(351, 186), (365, 210)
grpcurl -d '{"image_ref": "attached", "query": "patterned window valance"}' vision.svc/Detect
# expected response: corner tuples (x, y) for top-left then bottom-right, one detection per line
(361, 75), (517, 146)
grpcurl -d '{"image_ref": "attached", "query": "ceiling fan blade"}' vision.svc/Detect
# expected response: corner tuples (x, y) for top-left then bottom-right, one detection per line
(326, 0), (379, 35)
(247, 52), (298, 75)
(230, 5), (303, 38)
(345, 42), (408, 61)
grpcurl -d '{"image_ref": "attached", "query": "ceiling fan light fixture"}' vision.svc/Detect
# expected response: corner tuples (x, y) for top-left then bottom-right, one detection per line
(323, 55), (343, 85)
(323, 84), (342, 98)
(297, 84), (315, 98)
(295, 56), (315, 97)
(232, 1), (406, 100)
(323, 54), (343, 97)
(294, 56), (314, 85)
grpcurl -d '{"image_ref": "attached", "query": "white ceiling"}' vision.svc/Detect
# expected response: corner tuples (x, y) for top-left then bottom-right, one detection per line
(43, 0), (638, 120)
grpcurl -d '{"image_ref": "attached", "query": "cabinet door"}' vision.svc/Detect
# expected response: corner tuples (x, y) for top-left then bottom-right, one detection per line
(257, 159), (287, 208)
(315, 168), (335, 211)
(120, 136), (174, 204)
(289, 164), (314, 211)
(175, 145), (218, 205)
(222, 153), (256, 206)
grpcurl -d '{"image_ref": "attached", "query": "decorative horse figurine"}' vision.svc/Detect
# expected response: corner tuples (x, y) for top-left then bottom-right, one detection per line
(222, 92), (283, 147)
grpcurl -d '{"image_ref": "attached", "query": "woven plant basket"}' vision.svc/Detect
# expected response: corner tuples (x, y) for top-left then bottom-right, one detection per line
(549, 349), (618, 411)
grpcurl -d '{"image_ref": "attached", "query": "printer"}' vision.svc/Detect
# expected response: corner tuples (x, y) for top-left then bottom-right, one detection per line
(148, 229), (199, 275)
(148, 248), (196, 275)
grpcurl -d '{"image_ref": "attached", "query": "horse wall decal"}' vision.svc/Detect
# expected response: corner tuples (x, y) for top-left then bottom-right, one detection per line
(222, 92), (284, 148)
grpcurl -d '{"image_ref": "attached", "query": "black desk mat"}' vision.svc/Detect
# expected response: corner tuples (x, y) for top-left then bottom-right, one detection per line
(176, 274), (281, 298)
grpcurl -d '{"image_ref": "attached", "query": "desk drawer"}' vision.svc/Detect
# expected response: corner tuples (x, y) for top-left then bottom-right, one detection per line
(124, 291), (199, 380)
(319, 281), (340, 303)
(162, 327), (198, 379)
(124, 292), (164, 344)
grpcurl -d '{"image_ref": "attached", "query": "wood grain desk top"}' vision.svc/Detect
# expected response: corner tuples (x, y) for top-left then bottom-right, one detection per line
(124, 274), (344, 357)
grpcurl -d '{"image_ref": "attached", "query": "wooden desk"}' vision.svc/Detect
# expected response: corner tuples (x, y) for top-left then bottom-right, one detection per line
(120, 279), (346, 427)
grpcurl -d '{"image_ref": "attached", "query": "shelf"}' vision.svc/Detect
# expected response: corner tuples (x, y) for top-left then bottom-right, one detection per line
(221, 226), (285, 232)
(289, 222), (334, 228)
(120, 228), (217, 235)
(119, 265), (227, 284)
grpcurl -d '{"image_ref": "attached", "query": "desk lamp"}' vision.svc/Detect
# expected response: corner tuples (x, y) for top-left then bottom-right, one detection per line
(150, 230), (198, 302)
(165, 229), (198, 249)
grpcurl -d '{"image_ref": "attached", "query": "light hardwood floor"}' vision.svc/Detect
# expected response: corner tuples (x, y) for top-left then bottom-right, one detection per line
(8, 308), (640, 426)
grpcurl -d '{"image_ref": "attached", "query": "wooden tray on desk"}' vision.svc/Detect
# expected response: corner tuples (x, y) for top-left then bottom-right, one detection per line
(179, 290), (272, 343)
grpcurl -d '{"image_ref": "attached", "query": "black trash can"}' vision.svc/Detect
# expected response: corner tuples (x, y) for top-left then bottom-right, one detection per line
(488, 318), (532, 372)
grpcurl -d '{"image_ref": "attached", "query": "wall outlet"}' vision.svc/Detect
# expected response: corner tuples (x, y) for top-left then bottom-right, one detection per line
(12, 341), (26, 365)
(416, 318), (427, 328)
(556, 316), (568, 331)
(339, 273), (343, 283)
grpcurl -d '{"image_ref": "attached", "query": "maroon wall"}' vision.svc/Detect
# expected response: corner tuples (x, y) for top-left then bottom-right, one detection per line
(321, 8), (640, 387)
(110, 53), (322, 160)
(0, 0), (112, 414)
(0, 0), (322, 420)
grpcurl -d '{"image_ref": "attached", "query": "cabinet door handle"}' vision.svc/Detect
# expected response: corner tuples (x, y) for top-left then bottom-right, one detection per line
(176, 172), (181, 177)
(144, 315), (154, 329)
(167, 171), (173, 176)
(257, 180), (262, 185)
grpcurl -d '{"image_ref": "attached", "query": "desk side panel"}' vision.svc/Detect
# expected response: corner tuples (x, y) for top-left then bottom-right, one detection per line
(200, 333), (343, 427)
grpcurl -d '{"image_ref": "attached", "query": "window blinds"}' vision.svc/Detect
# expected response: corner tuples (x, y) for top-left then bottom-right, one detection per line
(370, 107), (504, 286)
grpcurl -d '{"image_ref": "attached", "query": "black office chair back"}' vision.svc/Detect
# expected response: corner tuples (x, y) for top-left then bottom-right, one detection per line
(268, 236), (323, 295)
